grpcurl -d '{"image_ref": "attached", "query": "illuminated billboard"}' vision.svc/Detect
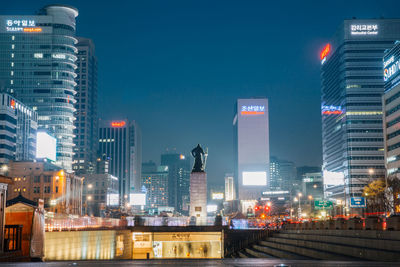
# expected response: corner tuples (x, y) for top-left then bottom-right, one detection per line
(323, 170), (344, 186)
(242, 171), (267, 186)
(130, 193), (146, 206)
(106, 193), (119, 206)
(36, 132), (56, 161)
(207, 204), (218, 213)
(211, 192), (224, 200)
(321, 105), (343, 115)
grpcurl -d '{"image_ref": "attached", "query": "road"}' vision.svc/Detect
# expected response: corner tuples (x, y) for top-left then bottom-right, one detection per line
(0, 259), (399, 267)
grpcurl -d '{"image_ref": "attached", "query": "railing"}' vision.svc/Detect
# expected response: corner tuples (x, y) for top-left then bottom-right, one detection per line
(126, 216), (229, 227)
(4, 225), (22, 252)
(45, 216), (126, 231)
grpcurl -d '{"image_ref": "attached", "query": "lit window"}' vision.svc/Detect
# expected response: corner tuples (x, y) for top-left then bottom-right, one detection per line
(11, 44), (14, 49)
(11, 53), (14, 58)
(10, 71), (13, 76)
(10, 80), (13, 85)
(34, 53), (43, 59)
(11, 35), (15, 40)
(11, 62), (14, 67)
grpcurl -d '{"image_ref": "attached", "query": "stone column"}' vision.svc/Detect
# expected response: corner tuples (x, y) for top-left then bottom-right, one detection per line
(189, 172), (207, 220)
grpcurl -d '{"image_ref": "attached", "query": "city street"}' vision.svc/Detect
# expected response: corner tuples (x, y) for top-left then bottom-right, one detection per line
(0, 260), (400, 267)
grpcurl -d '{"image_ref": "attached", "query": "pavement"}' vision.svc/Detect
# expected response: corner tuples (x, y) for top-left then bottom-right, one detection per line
(0, 259), (400, 267)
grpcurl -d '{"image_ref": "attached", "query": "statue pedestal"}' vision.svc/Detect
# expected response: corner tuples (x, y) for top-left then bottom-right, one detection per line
(189, 172), (207, 220)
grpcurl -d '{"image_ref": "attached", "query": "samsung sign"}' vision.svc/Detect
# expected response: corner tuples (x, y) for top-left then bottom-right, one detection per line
(384, 55), (400, 82)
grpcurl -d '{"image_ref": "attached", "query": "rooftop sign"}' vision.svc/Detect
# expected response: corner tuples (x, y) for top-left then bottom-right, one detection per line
(350, 24), (378, 35)
(241, 105), (265, 115)
(111, 121), (126, 127)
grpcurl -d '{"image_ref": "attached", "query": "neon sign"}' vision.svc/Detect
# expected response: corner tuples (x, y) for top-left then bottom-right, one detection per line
(384, 56), (400, 82)
(321, 105), (343, 115)
(10, 99), (15, 109)
(320, 44), (331, 60)
(351, 24), (378, 35)
(241, 105), (265, 115)
(111, 121), (126, 127)
(5, 19), (42, 33)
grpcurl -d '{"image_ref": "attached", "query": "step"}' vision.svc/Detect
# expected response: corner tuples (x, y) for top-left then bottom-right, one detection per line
(244, 247), (271, 258)
(267, 236), (398, 261)
(260, 240), (358, 261)
(282, 229), (400, 241)
(254, 242), (311, 260)
(238, 250), (251, 258)
(274, 232), (400, 253)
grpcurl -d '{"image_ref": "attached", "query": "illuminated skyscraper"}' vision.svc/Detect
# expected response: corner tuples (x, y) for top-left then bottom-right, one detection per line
(234, 98), (270, 203)
(321, 19), (400, 201)
(0, 93), (37, 163)
(383, 42), (400, 178)
(98, 120), (141, 204)
(72, 37), (98, 174)
(0, 5), (79, 171)
(141, 161), (169, 209)
(161, 153), (191, 214)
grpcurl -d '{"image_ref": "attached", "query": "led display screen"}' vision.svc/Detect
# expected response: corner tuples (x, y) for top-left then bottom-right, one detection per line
(207, 205), (218, 213)
(36, 132), (56, 161)
(211, 193), (224, 200)
(242, 171), (267, 186)
(130, 193), (146, 206)
(106, 193), (119, 206)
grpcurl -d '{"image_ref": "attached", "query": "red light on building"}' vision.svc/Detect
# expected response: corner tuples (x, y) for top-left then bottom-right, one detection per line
(320, 43), (331, 60)
(10, 99), (15, 109)
(241, 111), (265, 115)
(322, 110), (343, 115)
(111, 121), (126, 127)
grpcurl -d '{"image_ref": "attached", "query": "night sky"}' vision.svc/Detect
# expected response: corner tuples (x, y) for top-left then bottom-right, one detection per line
(4, 0), (400, 186)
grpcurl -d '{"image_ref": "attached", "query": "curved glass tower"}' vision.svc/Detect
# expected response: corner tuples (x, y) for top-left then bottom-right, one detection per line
(0, 5), (79, 171)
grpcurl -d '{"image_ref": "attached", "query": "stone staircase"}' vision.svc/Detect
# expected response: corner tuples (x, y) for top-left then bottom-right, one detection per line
(237, 229), (400, 261)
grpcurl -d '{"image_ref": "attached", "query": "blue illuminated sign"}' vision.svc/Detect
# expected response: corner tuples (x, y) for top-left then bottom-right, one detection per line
(350, 197), (366, 208)
(321, 105), (343, 115)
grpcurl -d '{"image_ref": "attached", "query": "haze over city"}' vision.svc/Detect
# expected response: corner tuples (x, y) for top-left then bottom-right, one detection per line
(2, 0), (400, 265)
(5, 0), (400, 184)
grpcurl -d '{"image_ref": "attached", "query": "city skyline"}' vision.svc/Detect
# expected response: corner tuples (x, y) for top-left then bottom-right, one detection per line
(4, 0), (400, 185)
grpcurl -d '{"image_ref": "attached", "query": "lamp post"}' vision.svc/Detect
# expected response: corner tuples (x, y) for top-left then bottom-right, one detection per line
(298, 193), (302, 219)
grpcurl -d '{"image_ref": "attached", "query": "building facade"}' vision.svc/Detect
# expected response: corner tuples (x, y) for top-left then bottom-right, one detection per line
(82, 173), (119, 216)
(0, 93), (37, 163)
(321, 19), (400, 202)
(141, 161), (169, 209)
(224, 173), (235, 201)
(234, 98), (270, 201)
(72, 37), (98, 175)
(269, 157), (296, 191)
(160, 153), (191, 214)
(0, 5), (79, 171)
(98, 120), (141, 204)
(383, 41), (400, 177)
(7, 161), (82, 215)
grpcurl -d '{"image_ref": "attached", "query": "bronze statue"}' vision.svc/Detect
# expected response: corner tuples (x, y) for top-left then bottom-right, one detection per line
(191, 144), (206, 172)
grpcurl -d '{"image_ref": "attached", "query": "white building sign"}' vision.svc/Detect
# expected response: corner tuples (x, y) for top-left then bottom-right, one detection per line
(350, 24), (378, 35)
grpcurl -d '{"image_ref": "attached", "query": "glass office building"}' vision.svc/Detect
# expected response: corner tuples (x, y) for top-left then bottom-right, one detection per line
(72, 37), (98, 174)
(321, 19), (400, 202)
(233, 98), (270, 202)
(0, 5), (79, 171)
(383, 42), (400, 177)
